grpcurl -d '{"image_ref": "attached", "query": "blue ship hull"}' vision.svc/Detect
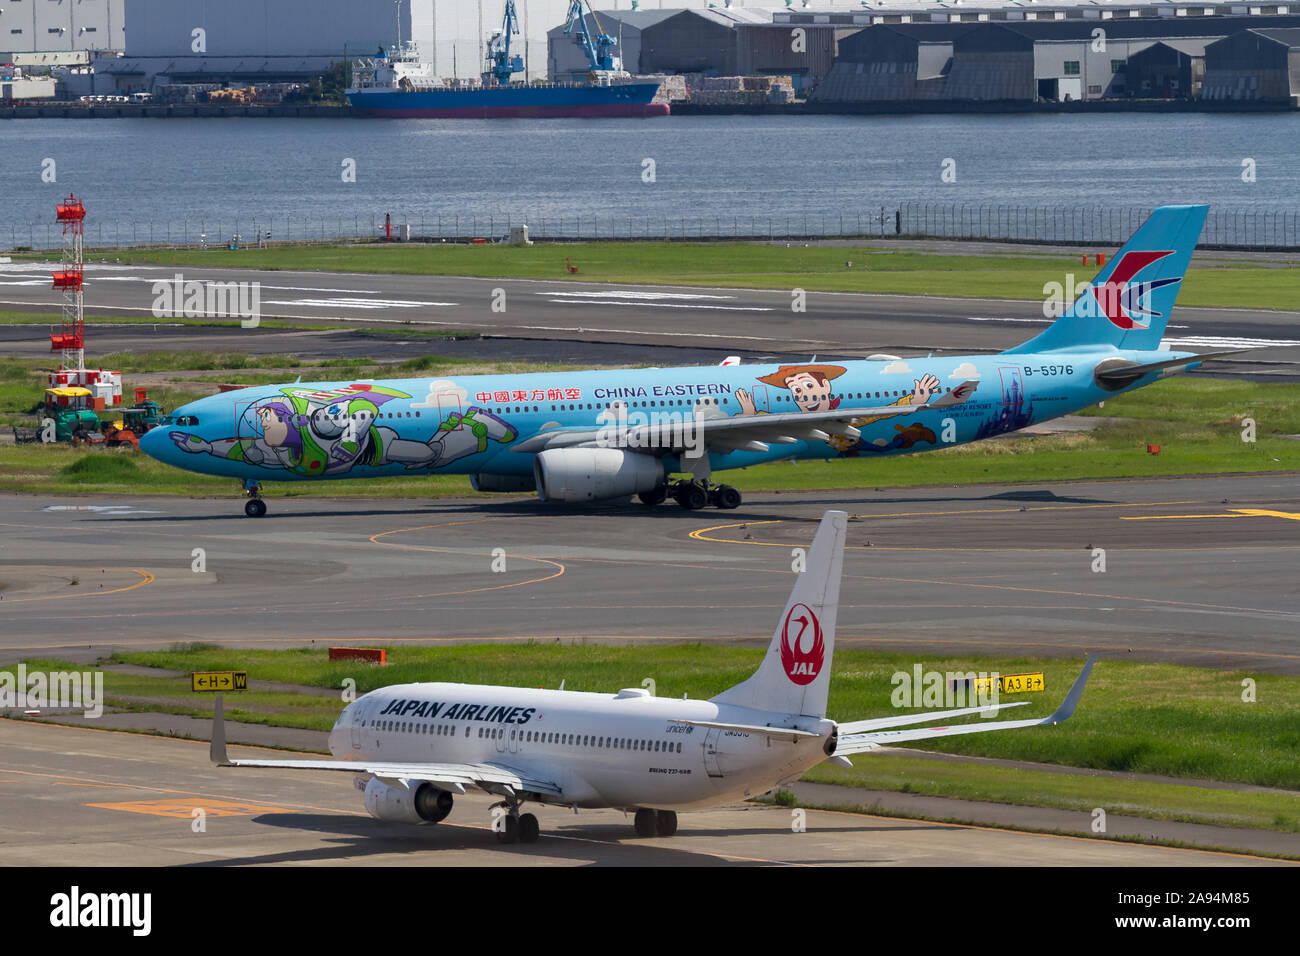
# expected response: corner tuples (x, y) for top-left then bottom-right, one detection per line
(347, 81), (668, 118)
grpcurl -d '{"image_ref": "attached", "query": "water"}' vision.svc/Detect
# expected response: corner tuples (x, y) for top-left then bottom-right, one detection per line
(2, 113), (1296, 236)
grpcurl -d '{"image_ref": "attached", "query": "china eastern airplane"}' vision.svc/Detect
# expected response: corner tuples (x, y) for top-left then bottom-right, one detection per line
(142, 204), (1236, 516)
(210, 510), (1096, 843)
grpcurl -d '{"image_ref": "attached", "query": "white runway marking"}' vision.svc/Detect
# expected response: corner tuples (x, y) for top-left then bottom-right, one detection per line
(1161, 336), (1300, 349)
(539, 290), (740, 301)
(42, 505), (163, 515)
(967, 316), (1049, 324)
(0, 262), (163, 275)
(260, 297), (451, 309)
(967, 316), (1190, 330)
(90, 276), (434, 297)
(546, 298), (771, 312)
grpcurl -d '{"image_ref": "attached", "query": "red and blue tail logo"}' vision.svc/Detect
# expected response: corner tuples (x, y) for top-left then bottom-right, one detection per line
(1092, 250), (1183, 331)
(1004, 205), (1206, 355)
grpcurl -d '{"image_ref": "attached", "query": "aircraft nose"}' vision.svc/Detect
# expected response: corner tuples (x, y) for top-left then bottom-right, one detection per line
(138, 423), (171, 462)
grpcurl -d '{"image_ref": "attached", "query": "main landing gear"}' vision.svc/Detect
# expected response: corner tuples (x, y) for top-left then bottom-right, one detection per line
(242, 480), (267, 518)
(633, 808), (678, 838)
(639, 479), (741, 511)
(492, 800), (541, 845)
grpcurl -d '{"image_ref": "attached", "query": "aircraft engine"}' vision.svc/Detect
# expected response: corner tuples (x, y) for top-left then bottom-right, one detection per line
(363, 777), (454, 824)
(533, 448), (664, 503)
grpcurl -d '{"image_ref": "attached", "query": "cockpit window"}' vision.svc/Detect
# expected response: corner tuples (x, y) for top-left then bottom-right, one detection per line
(175, 415), (200, 427)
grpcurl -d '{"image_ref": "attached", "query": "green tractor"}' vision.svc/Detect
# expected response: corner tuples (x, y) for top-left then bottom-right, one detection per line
(42, 387), (102, 442)
(121, 399), (165, 434)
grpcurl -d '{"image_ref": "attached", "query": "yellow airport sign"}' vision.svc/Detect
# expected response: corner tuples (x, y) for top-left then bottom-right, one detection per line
(191, 671), (248, 692)
(951, 672), (1045, 695)
(981, 672), (1045, 694)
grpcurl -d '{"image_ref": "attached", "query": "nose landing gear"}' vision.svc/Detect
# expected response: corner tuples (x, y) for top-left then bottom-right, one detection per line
(242, 480), (267, 518)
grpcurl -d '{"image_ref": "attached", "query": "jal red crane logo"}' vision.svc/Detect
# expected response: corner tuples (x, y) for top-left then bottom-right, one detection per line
(780, 603), (824, 686)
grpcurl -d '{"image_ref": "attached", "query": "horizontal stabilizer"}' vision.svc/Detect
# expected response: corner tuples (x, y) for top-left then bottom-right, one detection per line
(837, 700), (1029, 735)
(1094, 349), (1249, 388)
(833, 656), (1095, 757)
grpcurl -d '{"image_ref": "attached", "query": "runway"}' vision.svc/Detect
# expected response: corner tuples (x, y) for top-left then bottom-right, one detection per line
(1, 473), (1297, 672)
(0, 719), (1275, 866)
(2, 260), (1297, 378)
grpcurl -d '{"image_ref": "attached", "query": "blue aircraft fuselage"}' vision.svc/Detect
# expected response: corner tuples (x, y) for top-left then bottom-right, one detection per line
(139, 349), (1193, 485)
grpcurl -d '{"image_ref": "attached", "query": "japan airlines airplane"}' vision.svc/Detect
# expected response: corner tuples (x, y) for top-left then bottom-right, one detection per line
(143, 205), (1235, 516)
(209, 510), (1095, 843)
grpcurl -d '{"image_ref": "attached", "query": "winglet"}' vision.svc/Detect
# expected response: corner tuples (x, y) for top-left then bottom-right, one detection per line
(210, 694), (229, 766)
(1043, 655), (1096, 725)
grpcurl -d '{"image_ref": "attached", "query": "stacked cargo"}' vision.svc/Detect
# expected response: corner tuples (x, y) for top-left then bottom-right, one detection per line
(639, 74), (688, 105)
(687, 75), (794, 106)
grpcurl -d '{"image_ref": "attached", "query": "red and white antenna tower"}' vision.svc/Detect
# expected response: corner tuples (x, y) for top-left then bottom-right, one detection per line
(50, 194), (86, 372)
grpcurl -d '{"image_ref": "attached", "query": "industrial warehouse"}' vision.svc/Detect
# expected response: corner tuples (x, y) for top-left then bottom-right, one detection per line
(2, 0), (1298, 109)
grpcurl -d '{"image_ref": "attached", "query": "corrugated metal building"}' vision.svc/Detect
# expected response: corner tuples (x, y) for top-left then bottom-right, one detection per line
(1201, 26), (1300, 100)
(547, 8), (774, 82)
(812, 14), (1300, 101)
(0, 0), (125, 59)
(106, 0), (625, 87)
(1125, 40), (1207, 96)
(810, 23), (967, 100)
(734, 22), (854, 89)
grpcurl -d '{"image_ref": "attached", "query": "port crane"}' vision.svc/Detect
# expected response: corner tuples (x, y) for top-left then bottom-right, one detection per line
(563, 0), (622, 73)
(483, 0), (524, 85)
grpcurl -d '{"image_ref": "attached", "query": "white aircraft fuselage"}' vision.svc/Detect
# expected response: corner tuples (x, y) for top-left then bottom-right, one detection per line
(328, 682), (835, 810)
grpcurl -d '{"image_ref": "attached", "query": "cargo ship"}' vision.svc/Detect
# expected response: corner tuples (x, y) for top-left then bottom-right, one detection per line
(346, 2), (667, 120)
(346, 61), (667, 119)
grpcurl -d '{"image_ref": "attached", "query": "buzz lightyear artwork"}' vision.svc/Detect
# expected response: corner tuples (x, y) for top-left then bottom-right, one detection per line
(167, 383), (516, 477)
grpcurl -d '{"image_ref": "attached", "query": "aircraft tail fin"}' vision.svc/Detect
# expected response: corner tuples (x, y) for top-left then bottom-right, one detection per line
(711, 510), (845, 718)
(1005, 204), (1208, 356)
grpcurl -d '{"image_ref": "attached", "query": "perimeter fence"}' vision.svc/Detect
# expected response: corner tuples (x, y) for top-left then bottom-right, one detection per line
(5, 203), (1297, 251)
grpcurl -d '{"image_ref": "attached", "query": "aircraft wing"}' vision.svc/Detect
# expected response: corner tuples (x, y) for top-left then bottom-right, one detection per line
(208, 697), (562, 798)
(832, 656), (1094, 757)
(836, 700), (1029, 735)
(511, 381), (980, 456)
